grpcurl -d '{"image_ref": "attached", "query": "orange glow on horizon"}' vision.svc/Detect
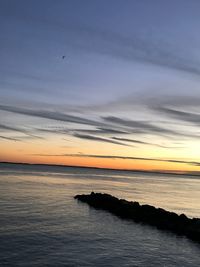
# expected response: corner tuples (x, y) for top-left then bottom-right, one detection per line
(0, 152), (199, 174)
(1, 137), (200, 174)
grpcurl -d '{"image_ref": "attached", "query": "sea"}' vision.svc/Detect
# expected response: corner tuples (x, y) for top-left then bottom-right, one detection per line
(0, 163), (199, 266)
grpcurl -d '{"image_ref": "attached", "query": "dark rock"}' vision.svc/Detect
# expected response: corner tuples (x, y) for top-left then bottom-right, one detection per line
(74, 192), (200, 243)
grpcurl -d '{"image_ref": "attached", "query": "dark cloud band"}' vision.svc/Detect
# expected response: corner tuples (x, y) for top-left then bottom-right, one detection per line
(33, 153), (200, 167)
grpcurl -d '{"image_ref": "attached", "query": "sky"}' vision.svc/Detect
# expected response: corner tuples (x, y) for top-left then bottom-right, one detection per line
(1, 0), (200, 173)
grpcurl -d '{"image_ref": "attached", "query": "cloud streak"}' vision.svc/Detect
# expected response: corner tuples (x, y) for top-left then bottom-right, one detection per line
(0, 123), (27, 134)
(77, 27), (200, 76)
(73, 133), (131, 147)
(34, 17), (200, 77)
(1, 104), (199, 144)
(0, 135), (20, 142)
(2, 6), (200, 77)
(103, 116), (178, 136)
(111, 137), (184, 149)
(73, 127), (129, 135)
(154, 107), (200, 125)
(0, 123), (44, 140)
(34, 153), (200, 167)
(0, 104), (105, 127)
(112, 137), (150, 145)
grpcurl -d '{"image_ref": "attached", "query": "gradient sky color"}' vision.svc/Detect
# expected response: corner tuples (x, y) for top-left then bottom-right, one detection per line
(1, 0), (200, 173)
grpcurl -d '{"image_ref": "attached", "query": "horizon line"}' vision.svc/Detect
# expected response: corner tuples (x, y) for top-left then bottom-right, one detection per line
(1, 161), (200, 177)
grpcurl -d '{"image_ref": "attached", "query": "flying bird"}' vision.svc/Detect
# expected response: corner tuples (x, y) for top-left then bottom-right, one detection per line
(62, 56), (66, 59)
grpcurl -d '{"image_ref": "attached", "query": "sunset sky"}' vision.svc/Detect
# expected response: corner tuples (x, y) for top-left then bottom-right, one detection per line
(1, 0), (200, 173)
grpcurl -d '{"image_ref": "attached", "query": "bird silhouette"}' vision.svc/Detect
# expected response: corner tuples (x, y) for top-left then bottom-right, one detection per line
(62, 56), (66, 59)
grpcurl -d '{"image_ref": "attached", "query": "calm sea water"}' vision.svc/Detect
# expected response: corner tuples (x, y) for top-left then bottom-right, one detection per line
(0, 163), (200, 266)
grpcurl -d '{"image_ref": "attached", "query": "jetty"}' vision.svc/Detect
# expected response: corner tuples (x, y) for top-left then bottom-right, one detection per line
(75, 192), (200, 243)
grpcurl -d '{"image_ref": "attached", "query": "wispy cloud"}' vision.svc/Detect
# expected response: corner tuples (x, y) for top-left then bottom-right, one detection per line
(33, 153), (200, 167)
(0, 123), (44, 141)
(111, 137), (184, 149)
(103, 116), (178, 136)
(0, 135), (20, 142)
(2, 6), (200, 77)
(0, 123), (26, 133)
(148, 95), (200, 109)
(36, 17), (200, 77)
(154, 107), (200, 125)
(112, 137), (149, 145)
(1, 104), (199, 144)
(73, 127), (129, 135)
(73, 26), (200, 76)
(73, 133), (131, 147)
(0, 104), (105, 127)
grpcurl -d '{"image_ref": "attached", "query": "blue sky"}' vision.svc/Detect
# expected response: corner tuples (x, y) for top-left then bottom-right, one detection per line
(1, 0), (200, 171)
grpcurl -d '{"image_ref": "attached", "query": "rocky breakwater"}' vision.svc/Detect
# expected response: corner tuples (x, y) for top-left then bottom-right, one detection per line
(74, 192), (200, 243)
